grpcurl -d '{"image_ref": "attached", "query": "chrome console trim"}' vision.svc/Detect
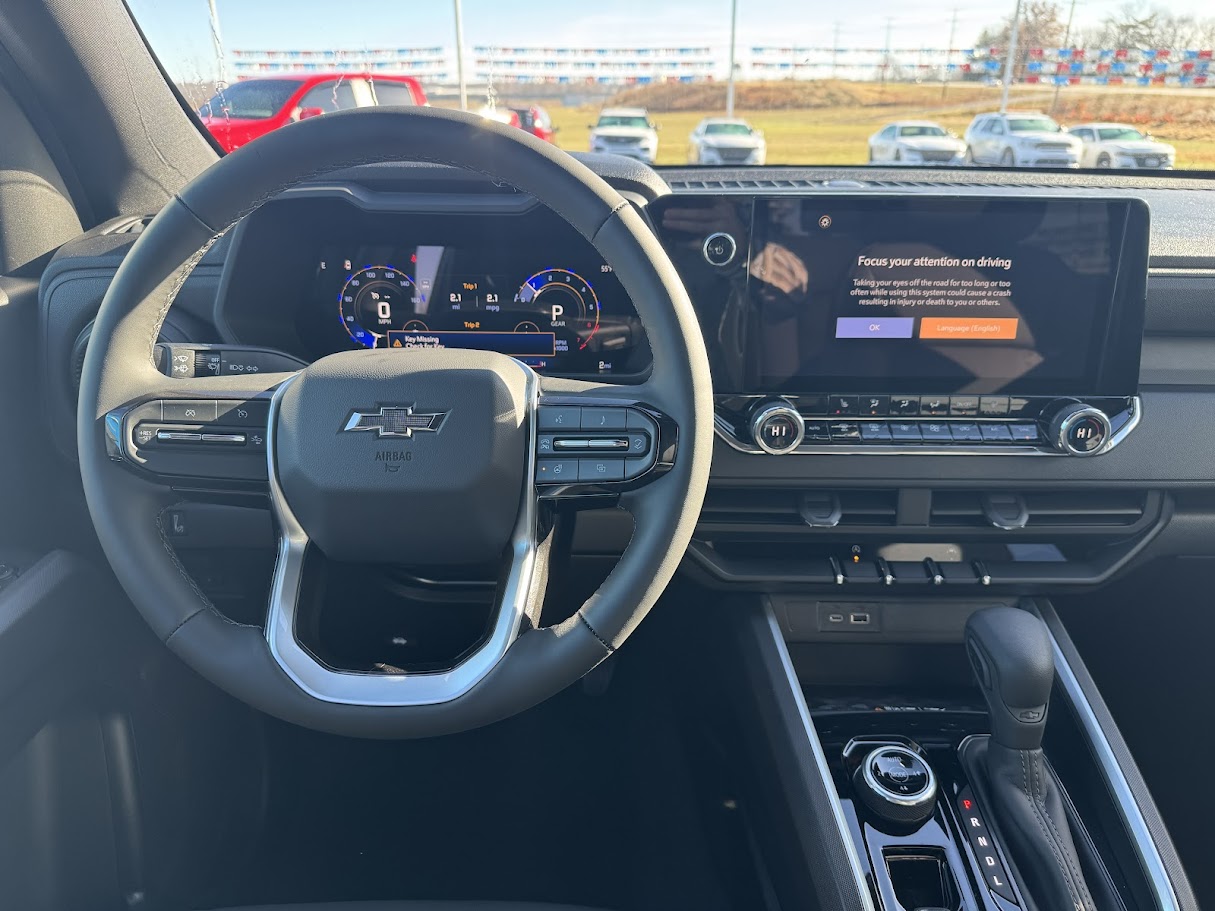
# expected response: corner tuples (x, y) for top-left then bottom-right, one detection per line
(1046, 619), (1180, 911)
(263, 363), (540, 706)
(764, 608), (878, 911)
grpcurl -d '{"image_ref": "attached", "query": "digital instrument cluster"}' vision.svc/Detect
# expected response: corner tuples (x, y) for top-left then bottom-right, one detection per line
(217, 194), (648, 378)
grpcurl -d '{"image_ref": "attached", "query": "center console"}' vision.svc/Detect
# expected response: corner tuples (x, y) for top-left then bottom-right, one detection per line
(651, 194), (1150, 458)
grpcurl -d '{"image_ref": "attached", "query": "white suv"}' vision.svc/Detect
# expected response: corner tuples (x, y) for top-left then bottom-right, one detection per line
(964, 112), (1082, 168)
(589, 107), (659, 164)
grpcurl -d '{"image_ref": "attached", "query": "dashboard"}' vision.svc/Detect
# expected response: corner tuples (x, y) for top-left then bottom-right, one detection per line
(216, 192), (648, 377)
(35, 158), (1215, 592)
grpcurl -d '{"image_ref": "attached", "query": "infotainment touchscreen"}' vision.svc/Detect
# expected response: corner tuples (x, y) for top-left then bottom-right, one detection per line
(744, 196), (1148, 396)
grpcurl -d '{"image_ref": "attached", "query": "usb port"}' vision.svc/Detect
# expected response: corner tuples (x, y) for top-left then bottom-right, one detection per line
(849, 611), (871, 625)
(827, 613), (845, 624)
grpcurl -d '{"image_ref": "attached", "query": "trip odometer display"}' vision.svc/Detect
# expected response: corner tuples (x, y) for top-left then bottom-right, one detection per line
(515, 268), (601, 350)
(338, 265), (421, 348)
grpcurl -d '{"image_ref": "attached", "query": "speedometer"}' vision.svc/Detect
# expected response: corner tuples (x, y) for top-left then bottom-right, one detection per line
(339, 265), (421, 348)
(516, 269), (600, 350)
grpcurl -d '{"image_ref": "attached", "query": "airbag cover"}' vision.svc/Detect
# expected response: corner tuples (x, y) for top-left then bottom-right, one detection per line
(275, 349), (529, 565)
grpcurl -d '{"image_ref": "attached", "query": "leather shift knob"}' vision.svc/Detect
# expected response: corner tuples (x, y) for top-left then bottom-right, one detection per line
(964, 607), (1054, 750)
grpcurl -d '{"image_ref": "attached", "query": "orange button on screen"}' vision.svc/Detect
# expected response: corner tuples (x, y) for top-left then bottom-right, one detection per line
(919, 317), (1019, 340)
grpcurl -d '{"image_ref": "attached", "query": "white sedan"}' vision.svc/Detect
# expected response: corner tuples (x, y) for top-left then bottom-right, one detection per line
(1067, 123), (1175, 170)
(688, 118), (766, 165)
(868, 121), (967, 166)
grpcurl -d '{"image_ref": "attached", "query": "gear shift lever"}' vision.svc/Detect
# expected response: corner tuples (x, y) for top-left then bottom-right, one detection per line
(963, 607), (1098, 911)
(964, 606), (1054, 750)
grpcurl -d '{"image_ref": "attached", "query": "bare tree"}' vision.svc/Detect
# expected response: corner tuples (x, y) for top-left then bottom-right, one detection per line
(976, 1), (1068, 79)
(1080, 3), (1215, 48)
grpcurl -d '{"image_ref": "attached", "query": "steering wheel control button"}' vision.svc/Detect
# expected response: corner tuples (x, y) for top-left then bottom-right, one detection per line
(163, 400), (218, 423)
(156, 430), (204, 443)
(578, 458), (625, 482)
(538, 406), (581, 430)
(853, 745), (938, 826)
(536, 459), (578, 483)
(581, 407), (627, 430)
(750, 401), (805, 454)
(702, 232), (737, 267)
(199, 433), (248, 445)
(217, 400), (270, 426)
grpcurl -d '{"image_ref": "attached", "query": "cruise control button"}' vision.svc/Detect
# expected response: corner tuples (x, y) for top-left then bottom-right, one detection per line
(921, 422), (952, 442)
(537, 434), (557, 454)
(1010, 423), (1040, 442)
(860, 422), (891, 442)
(553, 438), (590, 450)
(581, 408), (627, 430)
(156, 430), (203, 443)
(216, 400), (270, 426)
(890, 422), (923, 442)
(980, 423), (1014, 442)
(536, 459), (578, 483)
(577, 459), (625, 482)
(199, 433), (247, 445)
(950, 422), (982, 442)
(134, 424), (159, 447)
(538, 406), (580, 430)
(163, 400), (217, 423)
(828, 421), (860, 441)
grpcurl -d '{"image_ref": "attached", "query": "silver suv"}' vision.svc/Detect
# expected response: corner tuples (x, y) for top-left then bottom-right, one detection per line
(964, 112), (1082, 168)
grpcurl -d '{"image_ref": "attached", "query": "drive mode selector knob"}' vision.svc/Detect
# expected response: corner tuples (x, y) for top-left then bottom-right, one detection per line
(1048, 402), (1112, 456)
(853, 745), (938, 826)
(750, 400), (804, 454)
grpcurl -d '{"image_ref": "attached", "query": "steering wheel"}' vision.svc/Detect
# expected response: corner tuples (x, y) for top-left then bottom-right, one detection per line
(77, 107), (714, 738)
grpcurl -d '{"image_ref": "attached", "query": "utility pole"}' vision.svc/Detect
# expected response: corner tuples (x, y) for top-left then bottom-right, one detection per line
(1051, 0), (1079, 113)
(881, 17), (894, 87)
(942, 8), (958, 101)
(832, 22), (841, 80)
(1000, 0), (1023, 113)
(206, 0), (228, 86)
(726, 0), (738, 116)
(453, 0), (468, 112)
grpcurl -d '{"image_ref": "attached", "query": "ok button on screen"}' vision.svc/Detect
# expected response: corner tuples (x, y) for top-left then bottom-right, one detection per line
(835, 317), (915, 339)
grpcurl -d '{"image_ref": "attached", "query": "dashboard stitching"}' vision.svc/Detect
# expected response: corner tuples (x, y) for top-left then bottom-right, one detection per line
(576, 610), (615, 653)
(150, 230), (227, 359)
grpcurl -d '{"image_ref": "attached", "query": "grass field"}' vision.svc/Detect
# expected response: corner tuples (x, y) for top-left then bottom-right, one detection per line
(535, 81), (1215, 170)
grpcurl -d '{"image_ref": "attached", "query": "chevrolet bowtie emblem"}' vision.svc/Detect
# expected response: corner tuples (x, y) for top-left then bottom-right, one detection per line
(342, 405), (448, 438)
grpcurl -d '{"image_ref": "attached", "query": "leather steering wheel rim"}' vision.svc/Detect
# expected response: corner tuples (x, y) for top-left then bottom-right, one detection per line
(77, 107), (714, 738)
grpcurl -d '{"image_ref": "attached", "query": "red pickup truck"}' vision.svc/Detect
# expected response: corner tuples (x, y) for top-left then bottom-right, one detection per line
(197, 73), (427, 152)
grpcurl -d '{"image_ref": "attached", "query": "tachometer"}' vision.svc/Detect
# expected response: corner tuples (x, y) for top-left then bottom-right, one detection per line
(516, 268), (600, 349)
(338, 265), (421, 348)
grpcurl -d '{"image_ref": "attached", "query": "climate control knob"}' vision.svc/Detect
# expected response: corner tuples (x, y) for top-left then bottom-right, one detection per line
(750, 400), (805, 454)
(1048, 403), (1111, 456)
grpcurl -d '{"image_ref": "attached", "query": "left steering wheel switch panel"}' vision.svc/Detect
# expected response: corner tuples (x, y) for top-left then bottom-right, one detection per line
(107, 398), (272, 482)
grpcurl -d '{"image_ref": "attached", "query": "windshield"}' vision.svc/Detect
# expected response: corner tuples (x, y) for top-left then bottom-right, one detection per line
(899, 125), (948, 137)
(1097, 127), (1147, 142)
(198, 79), (299, 120)
(128, 0), (1214, 172)
(597, 116), (651, 129)
(1007, 117), (1062, 133)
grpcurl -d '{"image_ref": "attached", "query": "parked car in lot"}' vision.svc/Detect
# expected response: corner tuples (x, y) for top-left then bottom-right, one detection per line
(588, 107), (659, 164)
(513, 105), (557, 143)
(687, 118), (766, 165)
(867, 121), (966, 165)
(1068, 123), (1175, 170)
(963, 111), (1082, 168)
(198, 74), (426, 151)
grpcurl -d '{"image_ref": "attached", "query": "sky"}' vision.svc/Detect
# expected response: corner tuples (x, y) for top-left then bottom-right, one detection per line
(128, 0), (1214, 83)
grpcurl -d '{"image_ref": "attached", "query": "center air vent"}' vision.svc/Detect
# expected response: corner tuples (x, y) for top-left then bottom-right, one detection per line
(699, 488), (897, 532)
(930, 490), (1154, 532)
